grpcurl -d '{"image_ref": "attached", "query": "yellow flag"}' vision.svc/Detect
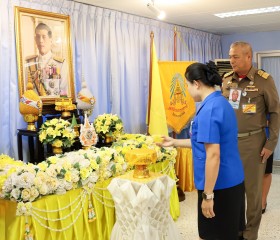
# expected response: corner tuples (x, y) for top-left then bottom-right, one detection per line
(148, 41), (168, 136)
(158, 61), (196, 133)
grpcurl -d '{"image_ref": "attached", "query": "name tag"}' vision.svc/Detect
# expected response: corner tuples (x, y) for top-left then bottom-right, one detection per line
(242, 104), (256, 113)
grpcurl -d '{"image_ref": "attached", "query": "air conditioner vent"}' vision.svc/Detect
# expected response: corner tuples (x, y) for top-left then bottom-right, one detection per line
(215, 59), (232, 77)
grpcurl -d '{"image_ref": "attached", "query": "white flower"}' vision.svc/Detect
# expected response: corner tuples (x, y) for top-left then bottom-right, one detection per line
(16, 202), (32, 216)
(71, 170), (80, 183)
(56, 180), (67, 195)
(29, 187), (40, 202)
(38, 184), (49, 195)
(21, 188), (31, 202)
(3, 176), (13, 192)
(45, 165), (58, 178)
(10, 188), (21, 200)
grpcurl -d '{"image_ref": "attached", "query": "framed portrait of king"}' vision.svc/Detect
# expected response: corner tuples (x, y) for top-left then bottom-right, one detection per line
(15, 7), (75, 105)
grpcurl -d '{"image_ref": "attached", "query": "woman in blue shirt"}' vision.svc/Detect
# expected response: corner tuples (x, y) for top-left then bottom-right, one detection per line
(160, 62), (245, 240)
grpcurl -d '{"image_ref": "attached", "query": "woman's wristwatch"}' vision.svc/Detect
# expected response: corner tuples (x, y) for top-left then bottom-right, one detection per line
(202, 192), (214, 200)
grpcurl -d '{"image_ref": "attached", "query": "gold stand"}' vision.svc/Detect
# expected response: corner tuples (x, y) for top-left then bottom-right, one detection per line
(55, 98), (76, 117)
(133, 165), (150, 178)
(24, 114), (38, 131)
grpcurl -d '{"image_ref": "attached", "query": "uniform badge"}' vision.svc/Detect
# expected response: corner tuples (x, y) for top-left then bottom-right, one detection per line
(245, 86), (258, 92)
(242, 104), (256, 114)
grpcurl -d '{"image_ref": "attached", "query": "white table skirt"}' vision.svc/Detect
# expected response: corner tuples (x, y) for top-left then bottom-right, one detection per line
(108, 172), (180, 240)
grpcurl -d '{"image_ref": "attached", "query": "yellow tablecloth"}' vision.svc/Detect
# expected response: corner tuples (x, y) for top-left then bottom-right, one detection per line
(175, 148), (195, 192)
(0, 160), (179, 240)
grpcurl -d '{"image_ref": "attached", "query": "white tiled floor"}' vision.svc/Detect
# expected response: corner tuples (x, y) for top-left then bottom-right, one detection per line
(175, 171), (280, 240)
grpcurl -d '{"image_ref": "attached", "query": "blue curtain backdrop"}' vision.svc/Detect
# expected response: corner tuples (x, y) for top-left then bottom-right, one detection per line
(0, 0), (222, 160)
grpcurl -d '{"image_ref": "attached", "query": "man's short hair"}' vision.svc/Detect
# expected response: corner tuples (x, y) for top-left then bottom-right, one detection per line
(35, 23), (52, 38)
(230, 41), (252, 57)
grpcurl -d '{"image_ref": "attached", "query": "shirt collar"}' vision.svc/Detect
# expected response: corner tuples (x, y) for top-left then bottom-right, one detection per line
(196, 91), (221, 115)
(38, 51), (52, 65)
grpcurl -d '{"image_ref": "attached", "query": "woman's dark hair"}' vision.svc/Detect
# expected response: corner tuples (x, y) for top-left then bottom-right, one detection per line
(184, 61), (222, 87)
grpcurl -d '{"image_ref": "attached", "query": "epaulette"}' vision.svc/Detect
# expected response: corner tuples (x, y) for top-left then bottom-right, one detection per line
(53, 56), (65, 63)
(257, 70), (269, 79)
(25, 55), (37, 61)
(223, 71), (234, 78)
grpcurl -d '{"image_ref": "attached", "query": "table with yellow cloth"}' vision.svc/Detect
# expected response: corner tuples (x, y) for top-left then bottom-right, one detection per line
(0, 160), (179, 240)
(175, 148), (195, 192)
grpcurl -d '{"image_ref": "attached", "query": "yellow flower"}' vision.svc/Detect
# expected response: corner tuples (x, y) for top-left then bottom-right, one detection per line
(50, 118), (59, 125)
(90, 159), (99, 170)
(52, 140), (63, 147)
(39, 131), (47, 141)
(80, 168), (90, 180)
(48, 156), (59, 164)
(37, 162), (48, 171)
(65, 171), (72, 182)
(39, 118), (76, 148)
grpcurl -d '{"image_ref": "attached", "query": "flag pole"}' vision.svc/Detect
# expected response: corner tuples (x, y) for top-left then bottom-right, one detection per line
(147, 31), (154, 135)
(172, 27), (177, 139)
(174, 26), (177, 61)
(174, 26), (186, 202)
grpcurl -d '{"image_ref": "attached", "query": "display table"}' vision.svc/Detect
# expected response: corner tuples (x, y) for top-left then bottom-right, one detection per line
(175, 148), (195, 192)
(108, 172), (179, 240)
(0, 160), (179, 240)
(17, 129), (44, 164)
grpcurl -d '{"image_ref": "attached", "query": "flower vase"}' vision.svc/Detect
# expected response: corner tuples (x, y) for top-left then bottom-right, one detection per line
(52, 145), (63, 154)
(97, 134), (114, 147)
(105, 135), (114, 144)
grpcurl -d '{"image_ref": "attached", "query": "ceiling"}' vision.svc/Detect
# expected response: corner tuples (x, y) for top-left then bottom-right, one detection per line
(74, 0), (280, 35)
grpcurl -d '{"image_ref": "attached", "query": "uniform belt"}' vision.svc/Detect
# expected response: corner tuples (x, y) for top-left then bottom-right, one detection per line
(238, 129), (263, 138)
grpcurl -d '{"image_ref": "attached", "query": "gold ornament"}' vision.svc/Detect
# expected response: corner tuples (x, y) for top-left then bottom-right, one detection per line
(125, 148), (157, 178)
(55, 97), (76, 117)
(19, 72), (42, 131)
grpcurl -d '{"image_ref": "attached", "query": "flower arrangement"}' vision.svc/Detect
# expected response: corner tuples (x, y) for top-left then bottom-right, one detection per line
(112, 133), (177, 165)
(39, 118), (76, 148)
(0, 134), (177, 204)
(93, 113), (124, 139)
(1, 148), (127, 203)
(0, 154), (25, 198)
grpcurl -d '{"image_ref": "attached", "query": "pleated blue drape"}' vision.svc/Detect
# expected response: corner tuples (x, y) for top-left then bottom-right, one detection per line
(0, 0), (222, 159)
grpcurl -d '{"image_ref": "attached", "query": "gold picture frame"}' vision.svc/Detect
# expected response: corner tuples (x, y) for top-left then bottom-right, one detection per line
(15, 7), (75, 105)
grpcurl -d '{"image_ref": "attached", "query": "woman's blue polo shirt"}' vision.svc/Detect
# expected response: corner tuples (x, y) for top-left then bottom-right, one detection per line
(191, 91), (244, 190)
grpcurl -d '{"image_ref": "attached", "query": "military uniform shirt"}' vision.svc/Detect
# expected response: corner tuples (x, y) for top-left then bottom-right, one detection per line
(222, 67), (280, 151)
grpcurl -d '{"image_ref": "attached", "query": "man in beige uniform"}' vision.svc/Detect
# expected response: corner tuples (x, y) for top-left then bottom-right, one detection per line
(222, 41), (280, 240)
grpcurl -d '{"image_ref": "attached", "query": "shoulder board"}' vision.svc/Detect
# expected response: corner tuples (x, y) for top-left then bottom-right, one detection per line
(257, 70), (269, 79)
(25, 55), (37, 61)
(53, 56), (65, 63)
(223, 71), (234, 78)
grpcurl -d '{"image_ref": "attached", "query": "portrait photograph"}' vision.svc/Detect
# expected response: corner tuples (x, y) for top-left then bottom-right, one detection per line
(15, 7), (75, 104)
(229, 88), (241, 109)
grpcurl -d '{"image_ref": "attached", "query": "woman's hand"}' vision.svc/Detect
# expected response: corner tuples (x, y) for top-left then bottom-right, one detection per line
(156, 136), (175, 147)
(201, 199), (215, 218)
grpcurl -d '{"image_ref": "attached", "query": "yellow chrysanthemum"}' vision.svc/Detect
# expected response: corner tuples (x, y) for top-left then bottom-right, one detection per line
(65, 171), (72, 182)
